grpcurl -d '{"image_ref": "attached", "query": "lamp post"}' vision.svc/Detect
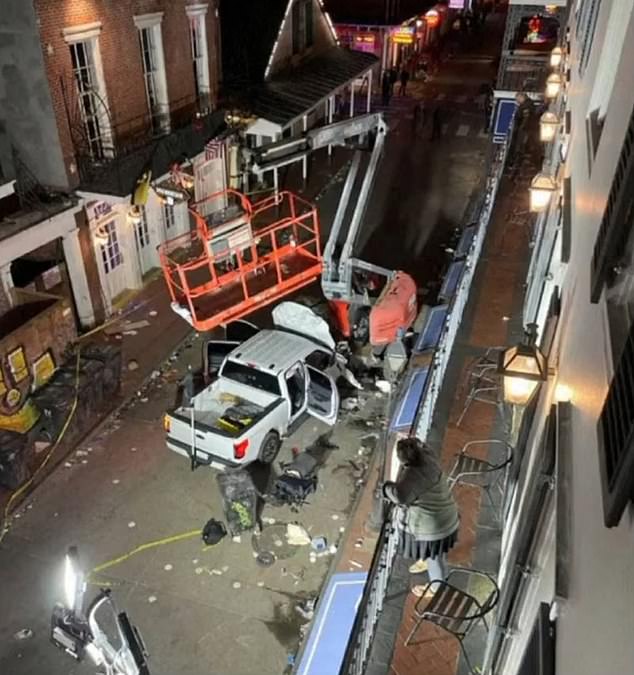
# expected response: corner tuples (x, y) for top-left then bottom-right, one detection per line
(545, 73), (562, 99)
(550, 46), (564, 68)
(498, 324), (548, 443)
(539, 111), (559, 143)
(529, 173), (557, 213)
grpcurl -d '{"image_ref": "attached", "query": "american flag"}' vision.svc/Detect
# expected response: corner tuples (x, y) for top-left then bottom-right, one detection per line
(205, 139), (225, 161)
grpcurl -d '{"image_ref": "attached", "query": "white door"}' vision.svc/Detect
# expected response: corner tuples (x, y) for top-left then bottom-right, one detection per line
(305, 365), (339, 425)
(286, 363), (308, 424)
(98, 220), (127, 301)
(134, 207), (155, 275)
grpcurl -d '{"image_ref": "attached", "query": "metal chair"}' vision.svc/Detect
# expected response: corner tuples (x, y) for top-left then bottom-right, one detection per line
(456, 377), (504, 427)
(447, 439), (513, 523)
(405, 567), (499, 675)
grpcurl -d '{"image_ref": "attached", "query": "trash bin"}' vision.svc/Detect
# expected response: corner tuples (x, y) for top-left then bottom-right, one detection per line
(216, 469), (258, 536)
(79, 344), (122, 398)
(31, 379), (80, 444)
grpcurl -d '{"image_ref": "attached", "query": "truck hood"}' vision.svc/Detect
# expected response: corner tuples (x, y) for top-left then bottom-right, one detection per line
(272, 302), (335, 350)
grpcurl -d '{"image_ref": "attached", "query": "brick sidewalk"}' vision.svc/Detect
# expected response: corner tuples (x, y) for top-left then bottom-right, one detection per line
(388, 176), (531, 675)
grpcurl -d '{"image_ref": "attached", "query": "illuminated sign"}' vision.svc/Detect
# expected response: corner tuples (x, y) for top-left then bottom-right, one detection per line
(449, 0), (465, 8)
(392, 27), (415, 44)
(425, 9), (440, 28)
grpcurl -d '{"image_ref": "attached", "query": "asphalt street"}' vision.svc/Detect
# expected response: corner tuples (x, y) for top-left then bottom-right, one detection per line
(0, 28), (497, 675)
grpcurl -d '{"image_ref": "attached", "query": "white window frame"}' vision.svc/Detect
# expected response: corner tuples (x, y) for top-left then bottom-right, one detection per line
(63, 23), (113, 159)
(134, 13), (170, 134)
(162, 202), (176, 232)
(186, 4), (211, 108)
(99, 220), (123, 274)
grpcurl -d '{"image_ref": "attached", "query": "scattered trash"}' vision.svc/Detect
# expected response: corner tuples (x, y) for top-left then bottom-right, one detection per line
(257, 580), (265, 587)
(354, 538), (364, 549)
(75, 450), (88, 457)
(128, 521), (136, 528)
(339, 526), (345, 533)
(342, 367), (364, 390)
(262, 516), (276, 525)
(64, 462), (73, 468)
(341, 397), (359, 411)
(274, 539), (283, 547)
(192, 559), (199, 565)
(329, 545), (337, 555)
(295, 598), (316, 621)
(286, 523), (311, 546)
(123, 319), (151, 331)
(140, 397), (149, 403)
(150, 370), (161, 379)
(349, 560), (363, 569)
(122, 330), (138, 336)
(256, 551), (276, 567)
(331, 514), (340, 521)
(287, 654), (296, 666)
(112, 479), (120, 485)
(202, 519), (227, 546)
(53, 512), (58, 518)
(148, 596), (157, 603)
(211, 569), (223, 576)
(375, 380), (391, 393)
(149, 310), (158, 317)
(195, 567), (204, 575)
(232, 535), (242, 544)
(14, 629), (33, 641)
(81, 460), (88, 465)
(311, 537), (327, 553)
(164, 564), (173, 571)
(232, 581), (241, 589)
(309, 552), (317, 563)
(130, 447), (137, 452)
(127, 360), (139, 371)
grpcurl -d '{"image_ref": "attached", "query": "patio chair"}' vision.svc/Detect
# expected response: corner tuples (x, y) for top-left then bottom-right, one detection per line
(405, 567), (499, 675)
(456, 376), (504, 427)
(448, 439), (513, 523)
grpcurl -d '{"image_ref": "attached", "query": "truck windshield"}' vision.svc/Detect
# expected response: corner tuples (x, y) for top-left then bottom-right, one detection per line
(221, 360), (281, 396)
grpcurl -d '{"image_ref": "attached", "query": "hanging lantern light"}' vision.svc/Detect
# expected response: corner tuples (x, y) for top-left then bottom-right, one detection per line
(550, 46), (564, 68)
(529, 173), (557, 212)
(545, 73), (562, 99)
(539, 111), (559, 142)
(93, 225), (109, 245)
(180, 172), (195, 190)
(498, 325), (548, 406)
(127, 205), (143, 225)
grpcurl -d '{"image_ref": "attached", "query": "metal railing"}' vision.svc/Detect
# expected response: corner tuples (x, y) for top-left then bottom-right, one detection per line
(338, 137), (512, 675)
(496, 52), (550, 93)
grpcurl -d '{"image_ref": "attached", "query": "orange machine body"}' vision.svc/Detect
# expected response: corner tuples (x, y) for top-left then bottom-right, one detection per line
(369, 272), (418, 346)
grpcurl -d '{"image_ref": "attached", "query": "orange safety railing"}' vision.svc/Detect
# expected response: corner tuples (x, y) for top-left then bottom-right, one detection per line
(159, 189), (323, 332)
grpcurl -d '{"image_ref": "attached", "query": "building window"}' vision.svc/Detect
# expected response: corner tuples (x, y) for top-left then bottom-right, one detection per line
(163, 203), (175, 231)
(100, 221), (123, 273)
(134, 13), (169, 135)
(135, 207), (150, 248)
(187, 5), (211, 108)
(63, 23), (111, 160)
(577, 0), (602, 73)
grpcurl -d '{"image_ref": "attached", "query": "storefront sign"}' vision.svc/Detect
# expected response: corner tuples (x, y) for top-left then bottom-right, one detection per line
(392, 27), (415, 44)
(493, 98), (517, 144)
(449, 0), (465, 8)
(154, 183), (188, 202)
(425, 9), (441, 28)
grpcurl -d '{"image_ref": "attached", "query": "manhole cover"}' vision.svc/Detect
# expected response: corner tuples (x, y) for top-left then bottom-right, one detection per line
(252, 524), (298, 560)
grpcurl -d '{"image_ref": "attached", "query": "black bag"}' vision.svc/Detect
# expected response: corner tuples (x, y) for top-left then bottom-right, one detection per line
(202, 518), (227, 546)
(273, 474), (317, 505)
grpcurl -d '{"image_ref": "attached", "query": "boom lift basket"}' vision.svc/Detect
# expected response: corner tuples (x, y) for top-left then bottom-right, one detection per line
(159, 189), (323, 332)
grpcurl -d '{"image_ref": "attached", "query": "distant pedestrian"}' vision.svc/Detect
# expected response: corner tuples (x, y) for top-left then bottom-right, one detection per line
(399, 69), (410, 96)
(412, 101), (423, 135)
(389, 67), (398, 95)
(381, 71), (392, 107)
(431, 106), (443, 140)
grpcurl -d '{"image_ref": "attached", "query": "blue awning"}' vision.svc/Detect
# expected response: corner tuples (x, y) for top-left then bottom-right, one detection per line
(455, 225), (476, 259)
(390, 367), (430, 432)
(438, 261), (465, 303)
(296, 572), (368, 675)
(414, 305), (449, 354)
(493, 98), (517, 144)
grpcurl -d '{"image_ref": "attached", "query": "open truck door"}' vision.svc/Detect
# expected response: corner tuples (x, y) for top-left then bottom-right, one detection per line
(305, 365), (339, 425)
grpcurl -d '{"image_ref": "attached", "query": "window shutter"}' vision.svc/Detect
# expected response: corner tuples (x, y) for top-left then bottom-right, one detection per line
(597, 319), (634, 527)
(590, 101), (634, 302)
(561, 177), (572, 263)
(579, 0), (602, 73)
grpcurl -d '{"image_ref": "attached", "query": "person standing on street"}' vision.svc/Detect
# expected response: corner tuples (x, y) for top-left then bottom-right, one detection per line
(383, 437), (460, 598)
(381, 70), (392, 107)
(389, 67), (398, 96)
(399, 68), (410, 96)
(431, 105), (443, 140)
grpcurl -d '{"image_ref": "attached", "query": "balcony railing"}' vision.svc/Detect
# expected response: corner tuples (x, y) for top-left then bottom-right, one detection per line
(497, 51), (550, 94)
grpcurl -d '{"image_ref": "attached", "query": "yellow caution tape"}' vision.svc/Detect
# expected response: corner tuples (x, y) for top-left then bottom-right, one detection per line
(90, 529), (202, 579)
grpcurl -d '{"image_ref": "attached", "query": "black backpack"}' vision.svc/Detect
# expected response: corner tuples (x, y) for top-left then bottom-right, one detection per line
(272, 453), (318, 507)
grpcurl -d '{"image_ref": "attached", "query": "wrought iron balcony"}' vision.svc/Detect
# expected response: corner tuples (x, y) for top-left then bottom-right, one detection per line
(497, 51), (550, 94)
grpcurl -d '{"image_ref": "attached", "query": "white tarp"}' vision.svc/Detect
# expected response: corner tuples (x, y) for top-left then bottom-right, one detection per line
(272, 302), (336, 350)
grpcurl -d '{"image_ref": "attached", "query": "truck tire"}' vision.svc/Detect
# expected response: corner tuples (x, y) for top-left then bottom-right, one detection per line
(259, 431), (281, 464)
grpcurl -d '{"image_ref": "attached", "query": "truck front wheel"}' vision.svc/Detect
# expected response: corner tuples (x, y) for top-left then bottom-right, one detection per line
(259, 431), (281, 464)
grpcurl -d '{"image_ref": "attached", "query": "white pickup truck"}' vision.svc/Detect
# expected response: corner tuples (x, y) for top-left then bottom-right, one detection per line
(164, 311), (340, 470)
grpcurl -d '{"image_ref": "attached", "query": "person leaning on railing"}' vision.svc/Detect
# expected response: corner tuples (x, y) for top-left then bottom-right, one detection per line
(383, 437), (459, 598)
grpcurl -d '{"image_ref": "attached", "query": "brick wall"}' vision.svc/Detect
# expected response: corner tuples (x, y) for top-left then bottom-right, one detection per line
(0, 291), (77, 415)
(34, 0), (220, 187)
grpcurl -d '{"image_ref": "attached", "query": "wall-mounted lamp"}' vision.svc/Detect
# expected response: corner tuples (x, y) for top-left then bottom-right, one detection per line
(555, 383), (573, 403)
(498, 324), (547, 406)
(545, 73), (563, 99)
(93, 225), (110, 245)
(539, 111), (560, 143)
(127, 205), (143, 225)
(529, 173), (557, 212)
(550, 46), (564, 68)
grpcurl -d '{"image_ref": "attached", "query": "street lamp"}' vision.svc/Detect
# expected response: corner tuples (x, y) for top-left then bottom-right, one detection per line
(539, 111), (559, 142)
(529, 173), (557, 212)
(550, 46), (564, 68)
(545, 73), (562, 99)
(498, 325), (547, 406)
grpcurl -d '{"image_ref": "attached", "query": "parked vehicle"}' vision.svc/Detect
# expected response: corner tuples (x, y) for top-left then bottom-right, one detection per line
(163, 311), (340, 470)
